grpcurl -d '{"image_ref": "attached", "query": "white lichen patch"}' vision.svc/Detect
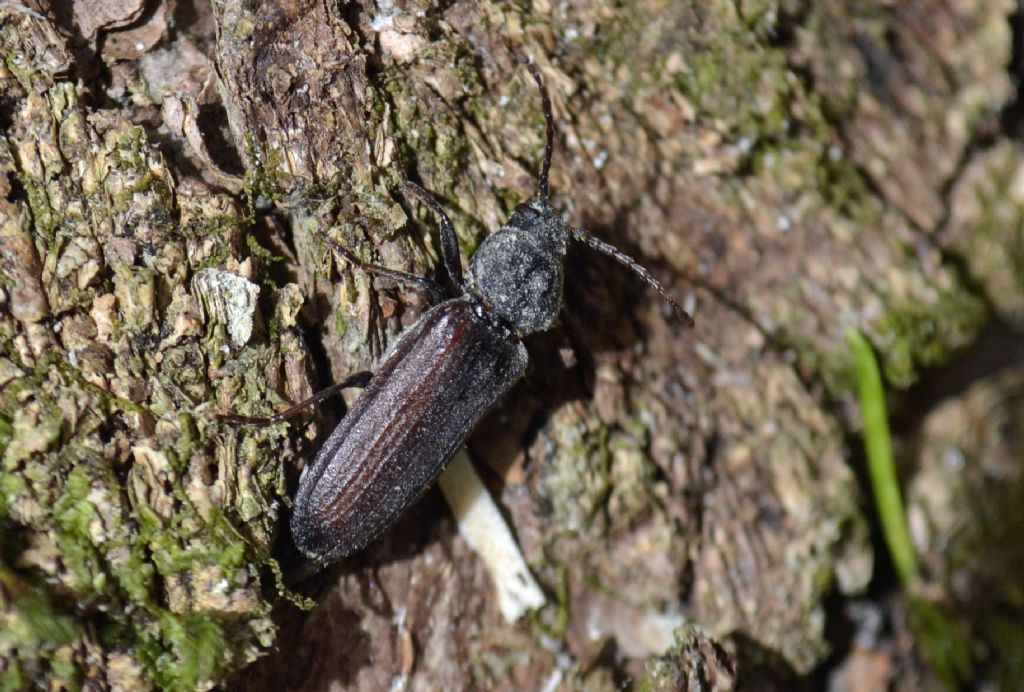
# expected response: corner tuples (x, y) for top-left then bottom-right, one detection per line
(192, 268), (260, 348)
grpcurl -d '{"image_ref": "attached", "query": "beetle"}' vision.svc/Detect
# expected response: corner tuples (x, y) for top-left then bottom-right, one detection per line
(222, 60), (693, 563)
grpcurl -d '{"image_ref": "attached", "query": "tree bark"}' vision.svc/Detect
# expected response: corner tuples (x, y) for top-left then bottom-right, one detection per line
(0, 0), (1018, 689)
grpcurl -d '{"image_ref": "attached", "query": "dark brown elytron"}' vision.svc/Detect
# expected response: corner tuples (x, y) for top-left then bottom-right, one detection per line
(291, 298), (527, 559)
(227, 60), (693, 563)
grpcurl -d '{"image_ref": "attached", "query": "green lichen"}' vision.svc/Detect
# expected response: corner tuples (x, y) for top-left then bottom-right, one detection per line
(0, 22), (297, 685)
(541, 410), (611, 537)
(606, 420), (661, 528)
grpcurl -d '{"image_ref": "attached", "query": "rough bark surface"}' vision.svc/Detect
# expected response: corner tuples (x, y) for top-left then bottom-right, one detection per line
(1, 0), (1020, 689)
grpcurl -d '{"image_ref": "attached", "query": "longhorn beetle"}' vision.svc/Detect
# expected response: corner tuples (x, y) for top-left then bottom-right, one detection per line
(222, 59), (694, 563)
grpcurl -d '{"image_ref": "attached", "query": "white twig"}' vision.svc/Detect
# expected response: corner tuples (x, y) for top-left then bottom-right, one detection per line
(438, 449), (546, 622)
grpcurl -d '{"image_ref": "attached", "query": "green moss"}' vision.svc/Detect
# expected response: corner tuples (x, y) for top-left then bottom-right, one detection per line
(379, 67), (481, 253)
(607, 426), (659, 527)
(245, 234), (282, 269)
(133, 611), (231, 691)
(232, 17), (255, 39)
(2, 147), (282, 692)
(0, 15), (291, 689)
(333, 308), (349, 341)
(909, 599), (973, 687)
(672, 3), (795, 144)
(0, 568), (81, 690)
(814, 146), (877, 223)
(645, 0), (990, 397)
(16, 172), (58, 239)
(868, 289), (987, 388)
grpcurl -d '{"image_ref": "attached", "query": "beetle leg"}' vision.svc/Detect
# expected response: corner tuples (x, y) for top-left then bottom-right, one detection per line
(403, 180), (465, 293)
(328, 239), (446, 304)
(217, 370), (373, 426)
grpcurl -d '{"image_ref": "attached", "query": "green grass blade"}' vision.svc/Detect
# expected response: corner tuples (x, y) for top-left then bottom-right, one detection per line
(846, 328), (918, 587)
(847, 329), (972, 686)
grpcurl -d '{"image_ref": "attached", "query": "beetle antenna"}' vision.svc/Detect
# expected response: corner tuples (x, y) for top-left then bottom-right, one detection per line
(522, 57), (554, 203)
(571, 227), (695, 327)
(217, 371), (373, 425)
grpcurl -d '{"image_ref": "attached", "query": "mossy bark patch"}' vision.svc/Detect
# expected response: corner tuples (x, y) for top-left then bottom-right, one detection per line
(0, 9), (315, 689)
